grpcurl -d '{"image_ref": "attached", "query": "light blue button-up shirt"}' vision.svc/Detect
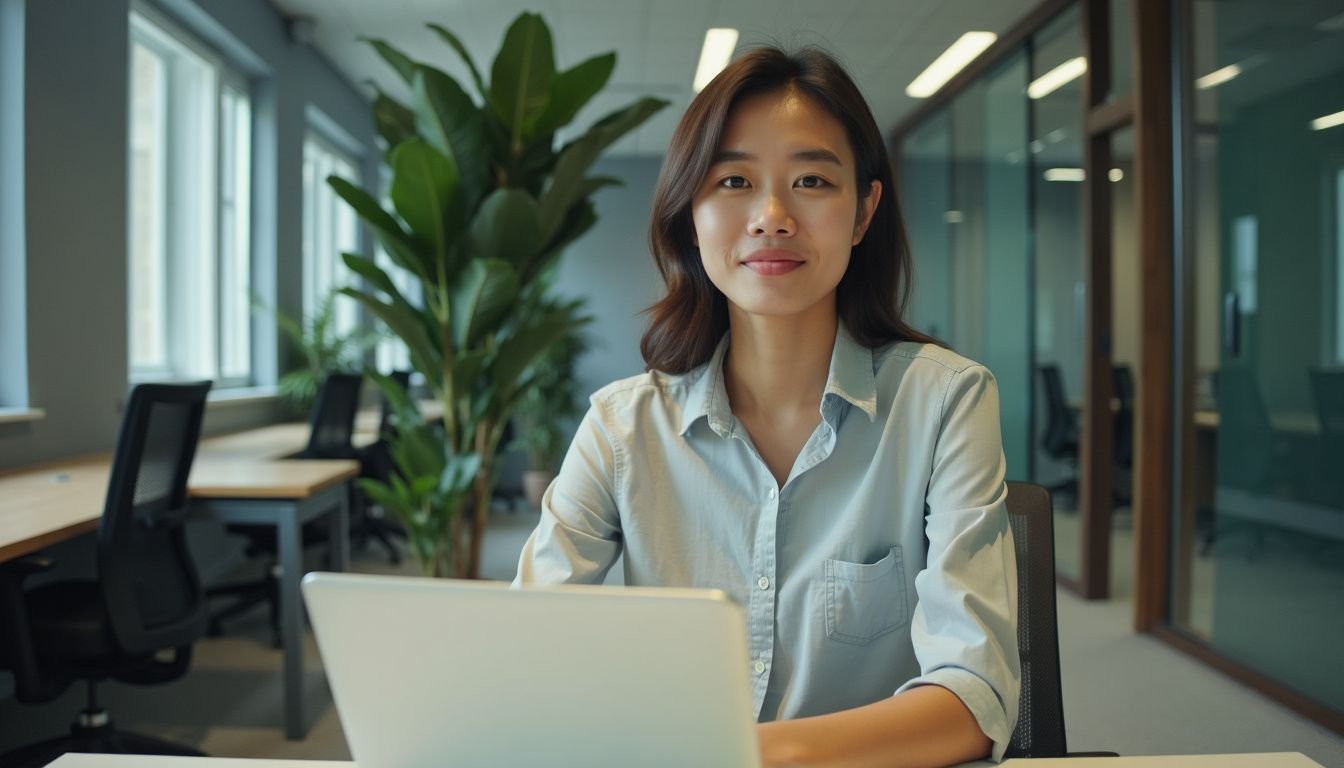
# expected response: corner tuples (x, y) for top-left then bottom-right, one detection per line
(514, 326), (1020, 761)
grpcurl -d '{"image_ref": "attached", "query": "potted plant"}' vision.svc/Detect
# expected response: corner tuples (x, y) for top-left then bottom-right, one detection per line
(330, 12), (667, 577)
(510, 294), (592, 508)
(270, 290), (381, 417)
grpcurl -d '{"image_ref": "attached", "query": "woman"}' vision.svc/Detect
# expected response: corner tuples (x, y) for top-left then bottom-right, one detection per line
(515, 46), (1019, 768)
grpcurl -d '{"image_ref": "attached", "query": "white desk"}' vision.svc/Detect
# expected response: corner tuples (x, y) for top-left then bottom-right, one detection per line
(41, 751), (1327, 767)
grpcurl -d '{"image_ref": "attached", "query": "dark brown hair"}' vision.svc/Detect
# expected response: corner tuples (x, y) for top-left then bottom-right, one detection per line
(640, 46), (942, 374)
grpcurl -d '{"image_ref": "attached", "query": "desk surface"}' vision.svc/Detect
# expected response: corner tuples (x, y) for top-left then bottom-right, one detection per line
(42, 752), (1326, 767)
(0, 422), (363, 562)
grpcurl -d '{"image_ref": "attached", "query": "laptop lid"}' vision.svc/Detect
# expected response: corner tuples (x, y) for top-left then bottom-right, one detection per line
(302, 572), (762, 768)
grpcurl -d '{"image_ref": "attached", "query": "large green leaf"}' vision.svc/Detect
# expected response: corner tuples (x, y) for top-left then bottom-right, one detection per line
(489, 13), (555, 142)
(326, 176), (426, 281)
(491, 309), (587, 399)
(537, 97), (667, 240)
(390, 139), (463, 276)
(340, 253), (429, 342)
(412, 66), (493, 214)
(362, 38), (417, 84)
(529, 199), (597, 283)
(451, 259), (520, 349)
(339, 287), (440, 383)
(369, 87), (418, 150)
(468, 189), (541, 269)
(427, 23), (488, 103)
(527, 53), (615, 137)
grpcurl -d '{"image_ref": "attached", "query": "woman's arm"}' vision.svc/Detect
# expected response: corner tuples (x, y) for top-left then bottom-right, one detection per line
(756, 685), (990, 768)
(513, 401), (624, 585)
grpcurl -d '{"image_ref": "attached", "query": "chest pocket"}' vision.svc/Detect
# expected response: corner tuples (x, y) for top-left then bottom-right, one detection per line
(824, 545), (909, 645)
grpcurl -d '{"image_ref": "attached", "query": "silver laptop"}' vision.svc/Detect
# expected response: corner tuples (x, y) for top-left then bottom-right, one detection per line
(302, 572), (762, 768)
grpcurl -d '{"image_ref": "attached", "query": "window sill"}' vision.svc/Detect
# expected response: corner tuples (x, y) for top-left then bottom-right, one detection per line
(0, 407), (47, 425)
(206, 385), (280, 408)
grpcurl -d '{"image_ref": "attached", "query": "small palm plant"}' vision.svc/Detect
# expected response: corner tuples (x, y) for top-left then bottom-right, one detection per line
(272, 290), (381, 416)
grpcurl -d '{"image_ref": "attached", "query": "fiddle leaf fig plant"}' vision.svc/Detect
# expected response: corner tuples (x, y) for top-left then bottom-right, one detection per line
(332, 12), (667, 578)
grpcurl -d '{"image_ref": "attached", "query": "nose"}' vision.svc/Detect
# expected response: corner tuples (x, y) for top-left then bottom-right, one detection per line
(748, 191), (795, 237)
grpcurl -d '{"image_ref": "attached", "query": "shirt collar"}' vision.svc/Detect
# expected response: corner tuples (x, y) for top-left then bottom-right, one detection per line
(679, 324), (878, 437)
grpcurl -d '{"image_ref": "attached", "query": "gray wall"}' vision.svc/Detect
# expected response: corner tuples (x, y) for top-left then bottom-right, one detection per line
(0, 0), (378, 469)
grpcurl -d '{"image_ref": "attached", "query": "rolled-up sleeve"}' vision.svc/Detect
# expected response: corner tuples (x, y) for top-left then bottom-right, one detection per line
(895, 364), (1021, 762)
(512, 398), (625, 587)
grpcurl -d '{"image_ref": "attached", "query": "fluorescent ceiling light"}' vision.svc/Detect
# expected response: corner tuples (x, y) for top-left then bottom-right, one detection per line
(1195, 64), (1241, 90)
(1028, 57), (1087, 99)
(1310, 109), (1344, 132)
(693, 28), (739, 92)
(1043, 168), (1085, 182)
(905, 32), (998, 98)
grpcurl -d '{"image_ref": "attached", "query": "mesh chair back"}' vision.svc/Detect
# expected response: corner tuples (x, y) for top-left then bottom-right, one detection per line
(98, 381), (212, 655)
(1309, 369), (1344, 437)
(1003, 481), (1068, 758)
(1038, 365), (1075, 457)
(302, 372), (363, 459)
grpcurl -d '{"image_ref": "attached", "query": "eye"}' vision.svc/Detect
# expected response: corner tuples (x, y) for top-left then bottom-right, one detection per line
(719, 175), (749, 189)
(797, 175), (830, 189)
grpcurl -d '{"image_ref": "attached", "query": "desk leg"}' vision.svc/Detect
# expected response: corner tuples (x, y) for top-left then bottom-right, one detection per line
(278, 501), (305, 741)
(329, 484), (351, 572)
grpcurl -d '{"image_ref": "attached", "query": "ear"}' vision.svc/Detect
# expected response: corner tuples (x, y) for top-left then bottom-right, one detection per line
(851, 180), (882, 246)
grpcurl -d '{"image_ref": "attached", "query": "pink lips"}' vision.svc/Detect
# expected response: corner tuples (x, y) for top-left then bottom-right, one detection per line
(742, 249), (803, 276)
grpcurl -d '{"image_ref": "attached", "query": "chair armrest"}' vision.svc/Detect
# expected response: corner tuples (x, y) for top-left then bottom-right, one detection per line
(0, 555), (71, 703)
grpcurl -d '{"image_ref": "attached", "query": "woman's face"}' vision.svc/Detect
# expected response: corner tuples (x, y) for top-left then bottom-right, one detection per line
(691, 88), (880, 324)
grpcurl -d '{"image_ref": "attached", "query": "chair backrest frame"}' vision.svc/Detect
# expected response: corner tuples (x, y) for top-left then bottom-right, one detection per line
(98, 381), (212, 655)
(1002, 481), (1069, 758)
(302, 372), (363, 459)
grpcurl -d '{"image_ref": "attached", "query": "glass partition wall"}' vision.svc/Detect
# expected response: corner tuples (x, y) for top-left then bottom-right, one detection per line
(896, 0), (1344, 734)
(1171, 0), (1344, 721)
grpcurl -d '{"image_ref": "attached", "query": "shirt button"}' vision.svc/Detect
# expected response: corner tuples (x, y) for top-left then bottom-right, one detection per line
(754, 660), (766, 675)
(767, 488), (777, 500)
(757, 576), (770, 590)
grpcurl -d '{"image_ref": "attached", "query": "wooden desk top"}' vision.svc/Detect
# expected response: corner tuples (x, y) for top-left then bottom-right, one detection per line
(0, 437), (361, 563)
(189, 459), (358, 499)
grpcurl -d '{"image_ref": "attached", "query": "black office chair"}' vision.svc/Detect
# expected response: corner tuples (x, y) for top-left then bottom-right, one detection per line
(1306, 368), (1344, 507)
(1002, 481), (1116, 759)
(0, 381), (212, 767)
(207, 372), (363, 644)
(353, 370), (412, 563)
(1038, 365), (1080, 500)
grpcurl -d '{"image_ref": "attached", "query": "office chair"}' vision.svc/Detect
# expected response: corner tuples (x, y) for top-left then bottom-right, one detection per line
(1038, 365), (1080, 500)
(0, 381), (213, 767)
(354, 370), (412, 564)
(1306, 368), (1344, 507)
(207, 372), (363, 644)
(1002, 481), (1117, 759)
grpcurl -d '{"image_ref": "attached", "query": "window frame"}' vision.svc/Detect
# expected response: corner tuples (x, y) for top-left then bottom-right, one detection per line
(127, 3), (255, 388)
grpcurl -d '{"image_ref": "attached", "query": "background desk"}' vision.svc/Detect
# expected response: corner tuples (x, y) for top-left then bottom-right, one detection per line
(0, 430), (360, 740)
(42, 751), (1328, 767)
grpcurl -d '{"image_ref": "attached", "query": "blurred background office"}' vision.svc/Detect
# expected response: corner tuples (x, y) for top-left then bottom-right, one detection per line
(0, 0), (1341, 763)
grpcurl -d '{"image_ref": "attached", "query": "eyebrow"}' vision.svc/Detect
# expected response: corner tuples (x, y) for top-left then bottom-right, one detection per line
(711, 148), (844, 165)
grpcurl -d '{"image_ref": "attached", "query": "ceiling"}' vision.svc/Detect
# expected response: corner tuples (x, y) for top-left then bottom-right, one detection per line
(267, 0), (1038, 156)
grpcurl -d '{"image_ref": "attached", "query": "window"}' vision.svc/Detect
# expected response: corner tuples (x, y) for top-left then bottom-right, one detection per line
(302, 132), (361, 339)
(372, 169), (414, 375)
(127, 7), (253, 386)
(0, 0), (26, 410)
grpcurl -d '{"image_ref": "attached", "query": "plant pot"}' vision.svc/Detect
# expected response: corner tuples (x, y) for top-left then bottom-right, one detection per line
(523, 469), (557, 509)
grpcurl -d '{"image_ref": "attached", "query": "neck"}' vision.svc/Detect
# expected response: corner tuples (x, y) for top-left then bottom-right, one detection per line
(723, 301), (837, 417)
